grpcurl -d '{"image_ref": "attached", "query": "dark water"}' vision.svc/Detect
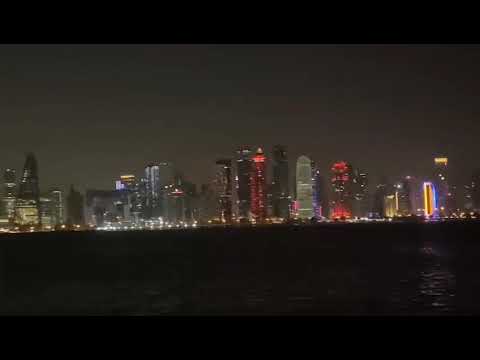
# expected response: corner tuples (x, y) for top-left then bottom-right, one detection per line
(0, 222), (476, 315)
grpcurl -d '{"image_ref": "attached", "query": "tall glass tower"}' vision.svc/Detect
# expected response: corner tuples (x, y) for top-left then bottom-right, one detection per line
(272, 145), (290, 219)
(296, 155), (314, 219)
(236, 146), (252, 220)
(250, 148), (267, 222)
(214, 159), (233, 223)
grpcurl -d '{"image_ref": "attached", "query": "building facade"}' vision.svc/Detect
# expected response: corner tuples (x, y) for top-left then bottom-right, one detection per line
(15, 153), (41, 226)
(214, 159), (233, 223)
(236, 147), (252, 220)
(330, 161), (353, 219)
(423, 182), (438, 218)
(250, 148), (267, 223)
(272, 145), (290, 220)
(296, 155), (314, 219)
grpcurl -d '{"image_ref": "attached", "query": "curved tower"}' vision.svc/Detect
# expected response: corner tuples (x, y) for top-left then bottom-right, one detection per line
(296, 155), (314, 219)
(423, 181), (437, 218)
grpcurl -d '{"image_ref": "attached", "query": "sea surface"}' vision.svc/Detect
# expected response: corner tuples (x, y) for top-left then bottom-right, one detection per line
(0, 222), (477, 315)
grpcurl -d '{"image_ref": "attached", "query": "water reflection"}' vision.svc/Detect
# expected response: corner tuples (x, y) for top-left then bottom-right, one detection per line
(416, 240), (456, 314)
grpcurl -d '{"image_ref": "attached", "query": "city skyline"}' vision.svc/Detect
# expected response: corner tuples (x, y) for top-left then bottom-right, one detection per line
(1, 45), (480, 192)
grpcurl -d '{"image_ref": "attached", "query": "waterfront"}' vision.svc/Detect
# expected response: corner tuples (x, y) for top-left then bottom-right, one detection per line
(0, 222), (477, 315)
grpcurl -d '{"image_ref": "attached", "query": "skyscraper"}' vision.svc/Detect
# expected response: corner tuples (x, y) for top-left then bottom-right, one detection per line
(373, 176), (388, 218)
(331, 161), (353, 219)
(272, 145), (290, 220)
(67, 185), (85, 226)
(250, 148), (267, 223)
(312, 167), (323, 219)
(393, 178), (412, 216)
(145, 164), (161, 219)
(423, 182), (438, 218)
(214, 159), (233, 223)
(384, 194), (397, 218)
(352, 168), (369, 218)
(2, 168), (17, 223)
(39, 196), (53, 229)
(49, 188), (64, 226)
(15, 153), (40, 226)
(296, 155), (314, 219)
(433, 157), (449, 217)
(236, 147), (252, 220)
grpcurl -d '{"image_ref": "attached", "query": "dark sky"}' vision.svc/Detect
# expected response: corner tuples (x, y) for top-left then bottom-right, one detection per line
(1, 44), (479, 194)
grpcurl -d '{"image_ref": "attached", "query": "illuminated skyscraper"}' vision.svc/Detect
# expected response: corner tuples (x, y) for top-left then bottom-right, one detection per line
(352, 168), (368, 218)
(423, 182), (437, 218)
(272, 145), (290, 219)
(296, 155), (314, 219)
(39, 196), (53, 229)
(373, 176), (388, 218)
(214, 159), (233, 223)
(145, 164), (161, 219)
(250, 148), (267, 222)
(236, 147), (252, 219)
(313, 169), (329, 219)
(330, 161), (353, 219)
(2, 168), (17, 223)
(15, 153), (40, 226)
(312, 167), (323, 219)
(49, 188), (64, 226)
(394, 178), (413, 216)
(384, 194), (397, 218)
(433, 157), (449, 216)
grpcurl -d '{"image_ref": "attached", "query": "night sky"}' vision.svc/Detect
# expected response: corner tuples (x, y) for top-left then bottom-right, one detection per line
(1, 44), (479, 194)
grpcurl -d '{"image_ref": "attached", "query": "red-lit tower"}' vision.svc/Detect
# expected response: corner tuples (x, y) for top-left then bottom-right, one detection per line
(330, 161), (353, 219)
(250, 148), (267, 223)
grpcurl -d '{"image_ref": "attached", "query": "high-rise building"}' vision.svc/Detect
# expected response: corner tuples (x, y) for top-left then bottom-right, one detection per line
(394, 178), (413, 216)
(352, 168), (369, 218)
(214, 159), (233, 223)
(250, 148), (267, 223)
(384, 194), (397, 218)
(166, 188), (186, 224)
(236, 147), (252, 220)
(423, 182), (438, 218)
(116, 174), (143, 224)
(15, 153), (41, 226)
(313, 169), (329, 219)
(372, 176), (388, 218)
(39, 196), (53, 229)
(49, 188), (64, 226)
(272, 145), (290, 220)
(145, 164), (161, 219)
(296, 155), (314, 219)
(67, 185), (85, 226)
(312, 167), (323, 219)
(433, 157), (449, 217)
(2, 168), (17, 223)
(331, 161), (353, 219)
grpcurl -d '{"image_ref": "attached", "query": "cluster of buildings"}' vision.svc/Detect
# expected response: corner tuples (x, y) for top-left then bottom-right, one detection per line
(1, 149), (479, 232)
